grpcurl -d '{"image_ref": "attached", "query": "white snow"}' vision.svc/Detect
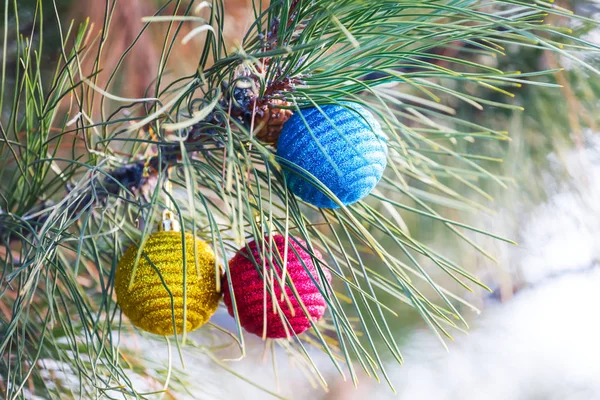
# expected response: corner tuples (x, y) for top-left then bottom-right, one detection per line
(350, 134), (600, 400)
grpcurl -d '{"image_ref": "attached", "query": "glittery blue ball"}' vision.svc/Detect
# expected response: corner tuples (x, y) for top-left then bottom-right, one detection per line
(277, 102), (387, 208)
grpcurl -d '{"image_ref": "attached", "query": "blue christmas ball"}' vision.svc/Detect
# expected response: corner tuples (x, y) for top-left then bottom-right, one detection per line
(276, 102), (387, 208)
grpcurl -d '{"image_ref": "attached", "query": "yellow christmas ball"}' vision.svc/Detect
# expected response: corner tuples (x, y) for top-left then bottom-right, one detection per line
(115, 231), (221, 336)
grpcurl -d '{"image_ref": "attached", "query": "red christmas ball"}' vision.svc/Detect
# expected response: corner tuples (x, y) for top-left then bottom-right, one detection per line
(223, 234), (331, 338)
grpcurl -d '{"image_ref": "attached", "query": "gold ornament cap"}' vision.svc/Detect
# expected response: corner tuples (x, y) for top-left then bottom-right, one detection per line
(159, 210), (181, 232)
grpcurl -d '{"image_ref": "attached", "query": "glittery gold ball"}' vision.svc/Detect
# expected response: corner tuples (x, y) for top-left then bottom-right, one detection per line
(115, 231), (221, 336)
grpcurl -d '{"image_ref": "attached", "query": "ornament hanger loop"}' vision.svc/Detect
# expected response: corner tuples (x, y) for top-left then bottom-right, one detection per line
(159, 174), (181, 232)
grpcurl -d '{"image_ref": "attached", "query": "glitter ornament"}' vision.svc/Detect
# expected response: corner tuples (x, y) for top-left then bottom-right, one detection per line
(277, 102), (387, 208)
(115, 217), (221, 336)
(222, 234), (331, 338)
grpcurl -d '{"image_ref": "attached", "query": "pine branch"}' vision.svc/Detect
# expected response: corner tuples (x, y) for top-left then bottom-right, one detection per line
(1, 0), (599, 398)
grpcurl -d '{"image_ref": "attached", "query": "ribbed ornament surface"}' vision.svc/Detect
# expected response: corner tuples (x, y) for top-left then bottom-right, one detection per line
(277, 102), (387, 208)
(115, 231), (221, 336)
(222, 235), (331, 338)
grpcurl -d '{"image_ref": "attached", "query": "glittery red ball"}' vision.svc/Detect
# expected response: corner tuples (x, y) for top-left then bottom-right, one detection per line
(222, 235), (331, 338)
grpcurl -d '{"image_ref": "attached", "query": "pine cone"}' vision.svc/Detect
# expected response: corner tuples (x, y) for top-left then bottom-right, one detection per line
(253, 98), (294, 145)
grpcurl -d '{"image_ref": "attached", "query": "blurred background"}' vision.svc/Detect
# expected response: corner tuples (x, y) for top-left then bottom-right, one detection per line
(2, 0), (600, 399)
